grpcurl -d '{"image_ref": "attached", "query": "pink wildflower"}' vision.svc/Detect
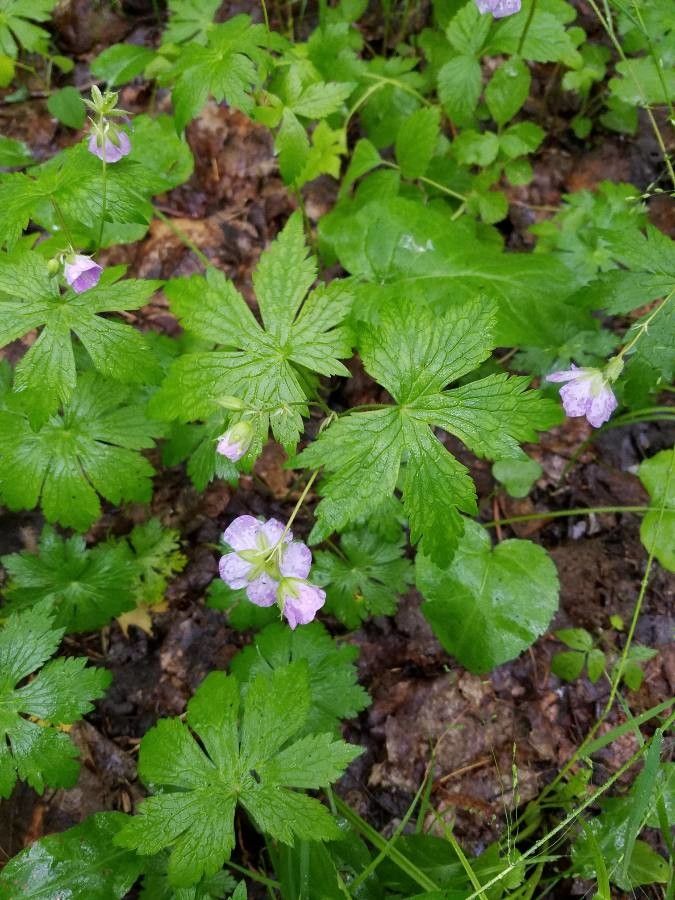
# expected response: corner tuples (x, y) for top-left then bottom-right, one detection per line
(63, 254), (103, 293)
(546, 365), (617, 428)
(87, 130), (131, 163)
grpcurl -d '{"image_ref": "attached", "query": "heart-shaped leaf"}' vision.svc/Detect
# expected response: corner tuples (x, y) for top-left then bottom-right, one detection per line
(416, 520), (559, 673)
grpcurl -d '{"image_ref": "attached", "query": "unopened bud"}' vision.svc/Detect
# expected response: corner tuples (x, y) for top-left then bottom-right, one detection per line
(216, 420), (254, 462)
(216, 395), (245, 411)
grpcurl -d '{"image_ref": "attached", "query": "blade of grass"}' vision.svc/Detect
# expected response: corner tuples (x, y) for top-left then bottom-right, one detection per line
(582, 824), (611, 900)
(333, 795), (440, 893)
(620, 729), (663, 882)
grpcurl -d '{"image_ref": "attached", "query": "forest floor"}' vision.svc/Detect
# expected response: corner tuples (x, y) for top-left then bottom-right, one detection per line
(0, 1), (673, 897)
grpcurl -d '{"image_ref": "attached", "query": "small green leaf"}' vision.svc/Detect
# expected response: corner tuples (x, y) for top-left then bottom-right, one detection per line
(339, 137), (382, 197)
(621, 659), (645, 691)
(504, 157), (533, 186)
(555, 627), (594, 652)
(446, 1), (491, 55)
(313, 524), (412, 629)
(551, 650), (585, 682)
(395, 107), (440, 180)
(0, 603), (110, 798)
(1, 526), (138, 632)
(638, 449), (674, 572)
(452, 130), (500, 167)
(492, 457), (542, 498)
(0, 135), (31, 168)
(586, 648), (606, 683)
(417, 520), (559, 673)
(485, 57), (531, 126)
(500, 121), (545, 158)
(46, 86), (86, 129)
(438, 55), (482, 126)
(90, 43), (156, 86)
(0, 54), (15, 87)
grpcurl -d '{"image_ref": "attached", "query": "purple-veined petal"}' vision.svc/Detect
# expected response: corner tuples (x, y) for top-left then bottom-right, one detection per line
(223, 515), (261, 551)
(281, 581), (326, 630)
(586, 385), (617, 428)
(87, 131), (131, 163)
(216, 421), (253, 462)
(546, 365), (583, 383)
(64, 255), (103, 294)
(216, 435), (245, 461)
(260, 518), (290, 548)
(491, 0), (521, 16)
(219, 552), (252, 589)
(246, 574), (279, 607)
(559, 379), (593, 418)
(475, 0), (520, 15)
(279, 541), (312, 579)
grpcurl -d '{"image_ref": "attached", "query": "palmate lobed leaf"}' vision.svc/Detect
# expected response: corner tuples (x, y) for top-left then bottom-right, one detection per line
(150, 213), (353, 458)
(313, 525), (412, 628)
(0, 518), (185, 633)
(0, 0), (56, 58)
(115, 665), (362, 887)
(0, 369), (164, 531)
(168, 14), (277, 131)
(0, 603), (111, 799)
(295, 297), (560, 563)
(0, 250), (161, 419)
(0, 144), (158, 250)
(230, 622), (370, 735)
(0, 525), (138, 632)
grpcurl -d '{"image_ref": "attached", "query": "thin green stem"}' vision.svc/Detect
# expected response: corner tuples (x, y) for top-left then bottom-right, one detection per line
(485, 505), (649, 528)
(585, 0), (675, 189)
(379, 159), (467, 202)
(614, 290), (674, 362)
(49, 198), (76, 251)
(152, 205), (212, 269)
(260, 0), (270, 30)
(516, 0), (538, 56)
(536, 454), (672, 805)
(97, 156), (108, 250)
(226, 861), (280, 889)
(278, 470), (319, 544)
(346, 72), (432, 126)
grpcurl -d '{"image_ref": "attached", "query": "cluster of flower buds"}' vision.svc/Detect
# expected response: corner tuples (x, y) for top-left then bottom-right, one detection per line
(84, 85), (131, 164)
(219, 515), (326, 629)
(547, 358), (622, 428)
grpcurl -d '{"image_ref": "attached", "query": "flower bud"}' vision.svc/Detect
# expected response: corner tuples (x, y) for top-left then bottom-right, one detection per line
(216, 395), (246, 411)
(216, 421), (254, 461)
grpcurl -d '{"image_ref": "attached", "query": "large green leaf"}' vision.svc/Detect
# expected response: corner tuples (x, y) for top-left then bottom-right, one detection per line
(323, 197), (592, 347)
(416, 519), (559, 672)
(0, 812), (142, 899)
